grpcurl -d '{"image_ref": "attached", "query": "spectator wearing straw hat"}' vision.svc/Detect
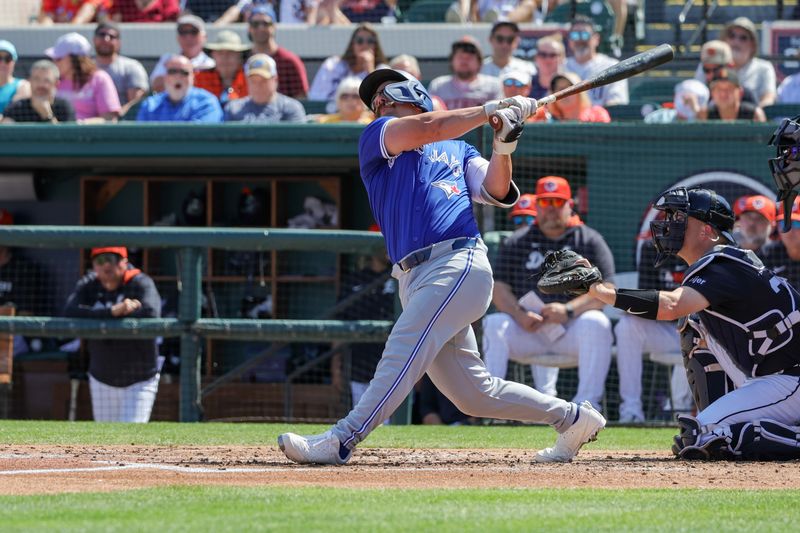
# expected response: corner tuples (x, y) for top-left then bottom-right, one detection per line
(720, 17), (776, 108)
(195, 30), (250, 105)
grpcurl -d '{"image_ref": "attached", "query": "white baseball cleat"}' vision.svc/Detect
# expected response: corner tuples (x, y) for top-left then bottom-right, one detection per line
(534, 401), (606, 463)
(278, 430), (352, 465)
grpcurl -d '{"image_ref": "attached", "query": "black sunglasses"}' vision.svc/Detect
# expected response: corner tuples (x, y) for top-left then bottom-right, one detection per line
(493, 35), (516, 45)
(354, 36), (377, 45)
(537, 51), (559, 59)
(249, 20), (273, 28)
(178, 27), (200, 36)
(702, 65), (723, 74)
(95, 31), (119, 40)
(92, 253), (122, 266)
(0, 53), (12, 63)
(167, 68), (191, 76)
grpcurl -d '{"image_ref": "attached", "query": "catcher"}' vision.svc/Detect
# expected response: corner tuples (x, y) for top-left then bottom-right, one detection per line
(540, 186), (800, 460)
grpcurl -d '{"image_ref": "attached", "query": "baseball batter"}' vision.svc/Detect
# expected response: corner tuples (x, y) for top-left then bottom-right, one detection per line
(278, 68), (605, 465)
(588, 187), (800, 460)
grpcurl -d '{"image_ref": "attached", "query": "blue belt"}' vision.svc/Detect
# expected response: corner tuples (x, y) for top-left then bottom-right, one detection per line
(397, 237), (478, 272)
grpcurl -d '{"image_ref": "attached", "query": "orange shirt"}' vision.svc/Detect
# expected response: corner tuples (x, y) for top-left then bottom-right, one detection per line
(194, 68), (249, 104)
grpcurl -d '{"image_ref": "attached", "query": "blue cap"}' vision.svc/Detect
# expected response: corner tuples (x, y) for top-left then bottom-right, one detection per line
(248, 4), (277, 22)
(0, 40), (17, 61)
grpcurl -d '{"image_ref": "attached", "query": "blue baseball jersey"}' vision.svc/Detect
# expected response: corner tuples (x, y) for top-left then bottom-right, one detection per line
(358, 117), (482, 264)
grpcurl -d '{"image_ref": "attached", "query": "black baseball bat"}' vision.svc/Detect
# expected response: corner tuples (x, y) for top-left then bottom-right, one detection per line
(536, 43), (675, 107)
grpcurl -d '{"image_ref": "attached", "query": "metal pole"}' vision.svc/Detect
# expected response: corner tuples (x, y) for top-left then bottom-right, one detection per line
(178, 247), (203, 422)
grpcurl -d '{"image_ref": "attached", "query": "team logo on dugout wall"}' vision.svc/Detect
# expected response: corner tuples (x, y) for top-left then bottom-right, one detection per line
(635, 171), (774, 267)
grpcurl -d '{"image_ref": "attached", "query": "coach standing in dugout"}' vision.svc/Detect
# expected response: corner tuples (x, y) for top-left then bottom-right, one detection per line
(64, 247), (162, 423)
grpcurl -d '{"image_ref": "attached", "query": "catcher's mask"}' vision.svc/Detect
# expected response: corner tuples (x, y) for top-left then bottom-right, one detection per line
(768, 115), (800, 232)
(650, 187), (736, 267)
(359, 68), (433, 114)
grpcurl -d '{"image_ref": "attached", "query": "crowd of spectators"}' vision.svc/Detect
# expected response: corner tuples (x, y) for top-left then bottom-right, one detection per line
(0, 10), (794, 125)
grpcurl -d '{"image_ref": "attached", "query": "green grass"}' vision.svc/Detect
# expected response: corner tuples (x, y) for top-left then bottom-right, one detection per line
(1, 421), (791, 532)
(0, 486), (798, 532)
(0, 420), (674, 450)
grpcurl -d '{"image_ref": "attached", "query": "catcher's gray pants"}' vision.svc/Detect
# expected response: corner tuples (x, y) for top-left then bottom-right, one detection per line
(332, 238), (577, 450)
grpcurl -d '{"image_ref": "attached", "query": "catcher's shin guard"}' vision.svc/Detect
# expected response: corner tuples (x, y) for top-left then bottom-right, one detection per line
(728, 420), (800, 460)
(679, 315), (733, 410)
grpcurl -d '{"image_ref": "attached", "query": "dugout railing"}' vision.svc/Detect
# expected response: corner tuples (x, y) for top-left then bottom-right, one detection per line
(0, 226), (393, 423)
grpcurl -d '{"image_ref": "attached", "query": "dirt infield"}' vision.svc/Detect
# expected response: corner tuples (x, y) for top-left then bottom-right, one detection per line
(1, 445), (800, 494)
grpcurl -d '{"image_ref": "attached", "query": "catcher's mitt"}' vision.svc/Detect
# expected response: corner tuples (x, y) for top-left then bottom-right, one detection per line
(537, 249), (603, 296)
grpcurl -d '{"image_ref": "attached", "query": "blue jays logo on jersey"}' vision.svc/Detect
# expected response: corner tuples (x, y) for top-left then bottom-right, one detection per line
(428, 148), (463, 178)
(432, 180), (461, 199)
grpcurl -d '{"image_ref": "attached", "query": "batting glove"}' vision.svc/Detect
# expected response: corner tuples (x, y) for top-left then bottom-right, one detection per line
(492, 107), (524, 155)
(483, 96), (536, 120)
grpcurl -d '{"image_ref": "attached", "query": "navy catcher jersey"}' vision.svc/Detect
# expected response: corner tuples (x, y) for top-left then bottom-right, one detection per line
(682, 245), (800, 377)
(494, 223), (615, 304)
(358, 116), (481, 263)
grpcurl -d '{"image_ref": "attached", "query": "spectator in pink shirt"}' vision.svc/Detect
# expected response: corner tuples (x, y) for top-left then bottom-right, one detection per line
(46, 33), (120, 123)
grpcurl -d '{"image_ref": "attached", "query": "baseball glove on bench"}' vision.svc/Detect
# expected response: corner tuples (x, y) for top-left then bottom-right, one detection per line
(537, 249), (603, 296)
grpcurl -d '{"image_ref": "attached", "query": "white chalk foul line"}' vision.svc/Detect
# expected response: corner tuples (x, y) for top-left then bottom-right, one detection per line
(0, 463), (299, 475)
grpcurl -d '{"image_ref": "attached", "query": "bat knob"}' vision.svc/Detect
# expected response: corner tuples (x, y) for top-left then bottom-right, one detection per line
(489, 115), (501, 131)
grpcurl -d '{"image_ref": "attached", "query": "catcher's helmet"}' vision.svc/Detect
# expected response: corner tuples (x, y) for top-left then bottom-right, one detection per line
(359, 68), (433, 113)
(768, 115), (800, 232)
(650, 187), (735, 266)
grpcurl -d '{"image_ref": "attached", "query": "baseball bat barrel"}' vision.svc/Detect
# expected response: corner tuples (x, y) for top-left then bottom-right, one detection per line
(535, 44), (675, 108)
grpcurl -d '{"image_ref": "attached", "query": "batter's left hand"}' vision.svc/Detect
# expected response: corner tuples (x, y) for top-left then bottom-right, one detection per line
(541, 302), (569, 325)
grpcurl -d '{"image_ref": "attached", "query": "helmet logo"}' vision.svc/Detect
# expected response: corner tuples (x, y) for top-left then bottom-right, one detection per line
(543, 181), (557, 192)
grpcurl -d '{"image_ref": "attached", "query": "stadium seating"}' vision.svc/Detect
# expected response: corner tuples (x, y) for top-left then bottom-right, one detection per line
(401, 0), (453, 23)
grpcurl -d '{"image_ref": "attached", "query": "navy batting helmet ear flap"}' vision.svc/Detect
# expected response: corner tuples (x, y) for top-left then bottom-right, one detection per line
(359, 68), (433, 113)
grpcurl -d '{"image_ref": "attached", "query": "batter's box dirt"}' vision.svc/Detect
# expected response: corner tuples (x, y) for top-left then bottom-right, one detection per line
(0, 446), (799, 494)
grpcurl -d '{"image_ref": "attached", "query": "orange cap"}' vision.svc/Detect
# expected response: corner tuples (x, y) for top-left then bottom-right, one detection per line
(535, 176), (572, 200)
(733, 195), (776, 225)
(777, 197), (800, 222)
(510, 194), (537, 218)
(90, 246), (128, 259)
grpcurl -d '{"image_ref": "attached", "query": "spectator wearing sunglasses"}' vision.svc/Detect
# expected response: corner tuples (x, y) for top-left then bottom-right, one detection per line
(0, 41), (31, 118)
(508, 193), (537, 230)
(564, 15), (628, 107)
(548, 71), (610, 123)
(762, 197), (800, 290)
(721, 17), (776, 108)
(483, 175), (615, 411)
(692, 40), (757, 105)
(110, 0), (179, 21)
(223, 54), (305, 123)
(429, 36), (502, 110)
(246, 6), (309, 99)
(150, 15), (216, 93)
(482, 22), (536, 81)
(63, 247), (162, 423)
(137, 55), (223, 122)
(92, 23), (149, 119)
(530, 34), (565, 100)
(309, 24), (388, 113)
(316, 76), (373, 124)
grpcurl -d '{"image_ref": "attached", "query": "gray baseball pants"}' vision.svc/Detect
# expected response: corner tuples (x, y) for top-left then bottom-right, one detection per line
(332, 237), (577, 450)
